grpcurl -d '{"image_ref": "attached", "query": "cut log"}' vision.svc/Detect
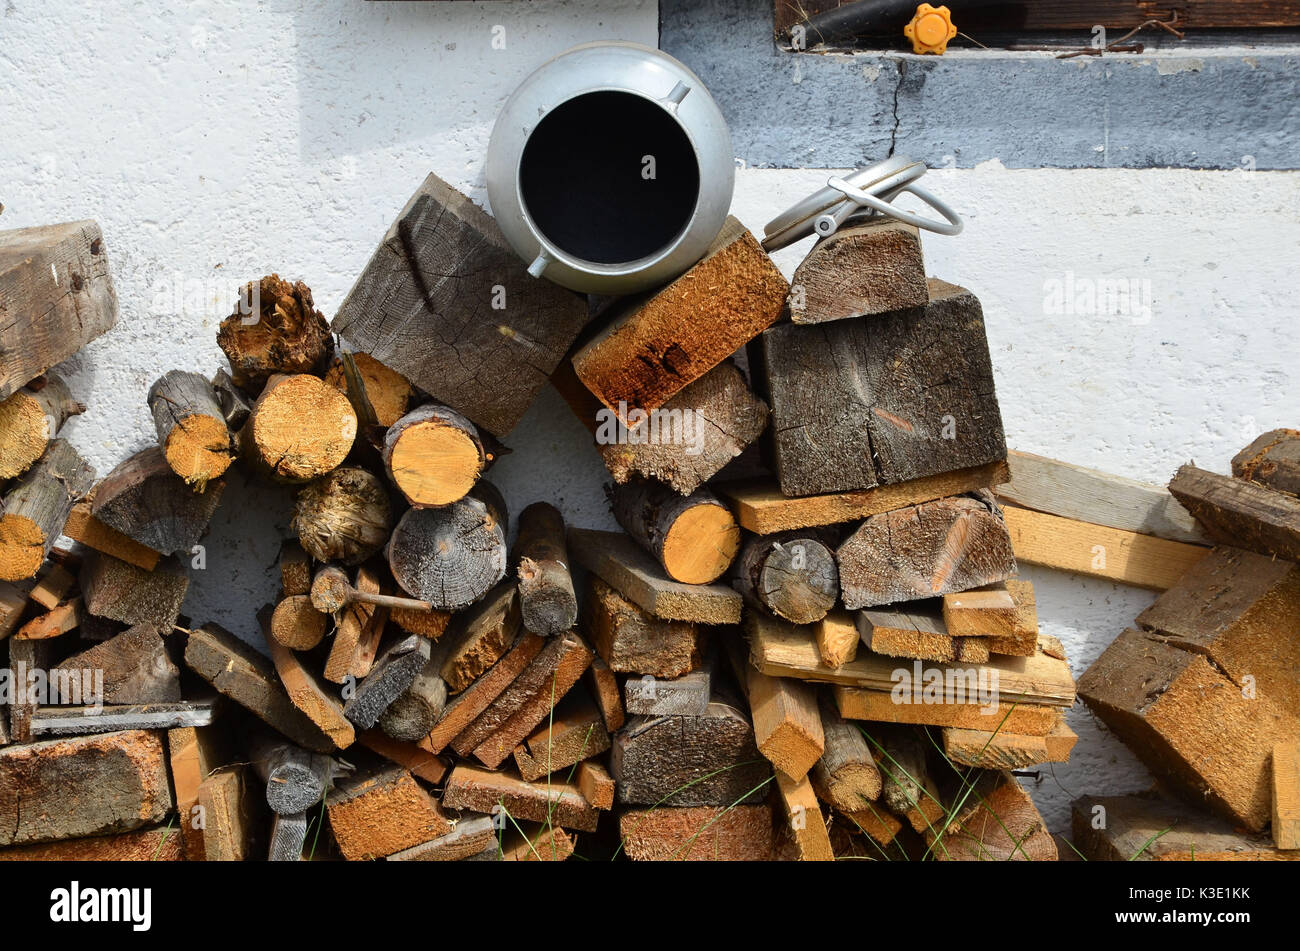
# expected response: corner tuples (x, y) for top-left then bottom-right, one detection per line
(343, 634), (431, 730)
(586, 657), (625, 733)
(323, 351), (414, 428)
(611, 480), (740, 585)
(837, 492), (1017, 608)
(0, 438), (94, 580)
(54, 624), (180, 704)
(268, 811), (308, 862)
(720, 460), (1012, 535)
(418, 631), (545, 754)
(270, 594), (328, 650)
(383, 403), (487, 508)
(814, 610), (858, 669)
(80, 552), (189, 629)
(942, 585), (1017, 638)
(454, 632), (594, 769)
(0, 220), (117, 401)
(210, 368), (252, 431)
(63, 500), (161, 570)
(1233, 429), (1300, 496)
(859, 601), (963, 663)
(387, 814), (497, 862)
(736, 649), (824, 781)
(624, 666), (712, 717)
(577, 760), (616, 810)
(985, 578), (1040, 657)
(811, 694), (882, 811)
(1078, 626), (1298, 831)
(13, 597), (82, 641)
(512, 502), (577, 635)
(862, 726), (944, 836)
(216, 274), (333, 391)
(835, 685), (1062, 735)
(185, 622), (334, 751)
(775, 771), (835, 861)
(930, 771), (1056, 861)
(387, 480), (508, 610)
(0, 825), (182, 861)
(356, 729), (447, 784)
(573, 216), (788, 422)
(1072, 792), (1300, 862)
(996, 449), (1208, 544)
(443, 764), (600, 832)
(787, 217), (928, 324)
(754, 279), (1006, 496)
(0, 373), (84, 479)
(619, 804), (774, 861)
(1276, 742), (1300, 850)
(1169, 463), (1300, 561)
(29, 561), (74, 610)
(147, 370), (233, 488)
(568, 527), (743, 625)
(1003, 504), (1209, 590)
(511, 691), (610, 782)
(0, 729), (171, 846)
(266, 629), (355, 750)
(332, 172), (590, 437)
(168, 724), (230, 860)
(326, 765), (452, 860)
(91, 446), (222, 555)
(249, 733), (338, 815)
(583, 576), (703, 678)
(379, 645), (449, 742)
(197, 767), (261, 862)
(611, 702), (773, 807)
(555, 359), (768, 495)
(734, 530), (838, 625)
(439, 580), (520, 692)
(239, 373), (356, 483)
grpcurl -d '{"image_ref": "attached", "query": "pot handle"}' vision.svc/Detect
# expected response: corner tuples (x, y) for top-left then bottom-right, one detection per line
(825, 176), (964, 237)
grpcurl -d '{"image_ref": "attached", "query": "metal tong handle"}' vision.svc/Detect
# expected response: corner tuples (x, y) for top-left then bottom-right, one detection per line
(825, 175), (964, 237)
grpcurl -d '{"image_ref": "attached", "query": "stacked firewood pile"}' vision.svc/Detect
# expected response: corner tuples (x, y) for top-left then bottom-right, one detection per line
(0, 177), (1081, 862)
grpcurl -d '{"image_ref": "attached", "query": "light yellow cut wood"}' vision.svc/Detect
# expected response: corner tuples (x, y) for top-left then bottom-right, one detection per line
(29, 563), (75, 610)
(1002, 504), (1207, 591)
(389, 421), (482, 506)
(815, 610), (858, 668)
(776, 771), (835, 861)
(942, 586), (1017, 638)
(834, 685), (1062, 735)
(986, 578), (1039, 656)
(744, 664), (824, 781)
(660, 503), (740, 585)
(942, 726), (1052, 769)
(1274, 742), (1300, 850)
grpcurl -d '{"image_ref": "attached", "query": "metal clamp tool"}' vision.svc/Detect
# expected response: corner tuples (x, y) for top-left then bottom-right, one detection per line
(761, 155), (963, 252)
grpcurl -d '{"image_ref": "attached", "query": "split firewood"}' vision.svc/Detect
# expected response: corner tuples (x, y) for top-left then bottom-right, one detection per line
(0, 220), (118, 401)
(269, 594), (328, 650)
(1276, 742), (1300, 850)
(239, 373), (357, 483)
(323, 351), (414, 428)
(836, 492), (1017, 609)
(733, 529), (839, 624)
(583, 576), (703, 678)
(332, 172), (590, 437)
(775, 771), (835, 861)
(147, 370), (233, 488)
(210, 368), (252, 431)
(54, 624), (180, 703)
(28, 561), (75, 610)
(279, 540), (311, 596)
(611, 480), (741, 585)
(91, 446), (222, 555)
(1233, 429), (1300, 496)
(985, 578), (1039, 656)
(552, 358), (769, 496)
(492, 823), (576, 862)
(619, 805), (774, 861)
(81, 551), (189, 629)
(379, 643), (451, 742)
(585, 656), (625, 732)
(168, 724), (230, 860)
(216, 274), (333, 391)
(387, 815), (497, 863)
(268, 811), (308, 862)
(63, 499), (161, 570)
(248, 733), (339, 815)
(0, 373), (84, 479)
(787, 217), (928, 324)
(197, 767), (262, 862)
(439, 580), (520, 692)
(387, 480), (508, 611)
(13, 597), (82, 640)
(0, 730), (171, 847)
(814, 610), (858, 668)
(1169, 463), (1300, 561)
(624, 666), (711, 717)
(419, 631), (545, 754)
(0, 580), (28, 640)
(266, 631), (355, 750)
(611, 702), (772, 807)
(572, 216), (788, 423)
(0, 438), (94, 580)
(753, 279), (1006, 496)
(567, 527), (743, 625)
(811, 694), (881, 812)
(343, 634), (431, 730)
(512, 501), (577, 635)
(942, 584), (1017, 637)
(442, 764), (600, 833)
(383, 403), (488, 508)
(326, 765), (451, 861)
(576, 761), (615, 810)
(356, 730), (447, 784)
(732, 641), (824, 782)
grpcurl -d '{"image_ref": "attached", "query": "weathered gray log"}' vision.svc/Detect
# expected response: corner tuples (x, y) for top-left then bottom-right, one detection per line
(512, 501), (577, 635)
(147, 369), (233, 488)
(80, 551), (189, 629)
(343, 635), (431, 730)
(0, 220), (118, 401)
(292, 467), (392, 566)
(91, 446), (223, 555)
(1169, 463), (1300, 562)
(610, 480), (740, 585)
(248, 733), (338, 815)
(623, 666), (711, 717)
(53, 623), (180, 705)
(211, 368), (252, 431)
(383, 402), (487, 508)
(811, 694), (882, 812)
(268, 811), (308, 862)
(379, 645), (450, 742)
(733, 529), (839, 624)
(332, 172), (590, 437)
(30, 700), (217, 737)
(0, 372), (85, 479)
(387, 480), (508, 610)
(0, 438), (94, 580)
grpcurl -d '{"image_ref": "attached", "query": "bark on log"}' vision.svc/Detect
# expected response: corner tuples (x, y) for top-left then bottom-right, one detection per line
(147, 370), (233, 488)
(610, 480), (740, 585)
(733, 529), (839, 624)
(0, 438), (94, 580)
(248, 733), (338, 815)
(0, 373), (85, 479)
(91, 446), (222, 555)
(512, 501), (577, 635)
(216, 274), (333, 391)
(383, 403), (487, 508)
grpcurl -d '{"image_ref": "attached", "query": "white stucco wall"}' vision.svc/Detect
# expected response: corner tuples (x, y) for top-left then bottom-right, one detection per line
(4, 0), (1298, 836)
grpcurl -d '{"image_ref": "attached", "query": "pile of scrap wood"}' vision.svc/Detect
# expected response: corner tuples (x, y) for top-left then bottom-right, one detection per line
(1072, 431), (1300, 860)
(0, 180), (1075, 862)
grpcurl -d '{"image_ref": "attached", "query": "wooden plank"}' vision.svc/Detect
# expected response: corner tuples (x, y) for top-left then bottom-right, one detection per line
(387, 814), (497, 862)
(996, 449), (1208, 544)
(29, 563), (75, 610)
(748, 611), (1076, 705)
(567, 527), (742, 624)
(1168, 463), (1300, 561)
(986, 578), (1040, 657)
(834, 685), (1062, 734)
(930, 772), (1056, 862)
(737, 648), (824, 782)
(719, 459), (1011, 535)
(265, 627), (355, 750)
(859, 601), (962, 663)
(494, 822), (576, 862)
(54, 623), (180, 704)
(442, 763), (600, 833)
(326, 766), (452, 860)
(583, 576), (703, 678)
(168, 725), (230, 860)
(585, 656), (625, 733)
(0, 220), (118, 401)
(624, 666), (711, 717)
(775, 770), (835, 861)
(30, 700), (216, 736)
(942, 585), (1017, 638)
(512, 691), (611, 782)
(332, 172), (590, 437)
(197, 767), (261, 862)
(1002, 504), (1207, 591)
(1234, 429), (1300, 495)
(80, 551), (189, 628)
(0, 825), (181, 861)
(576, 760), (615, 811)
(619, 804), (773, 861)
(439, 580), (520, 693)
(941, 726), (1054, 769)
(1275, 742), (1300, 850)
(814, 609), (858, 668)
(356, 729), (447, 784)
